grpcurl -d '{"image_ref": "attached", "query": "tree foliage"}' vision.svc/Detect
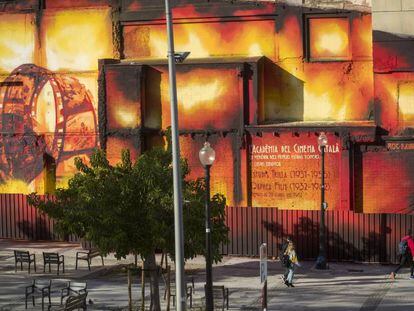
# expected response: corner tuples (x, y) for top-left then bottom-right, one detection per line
(28, 147), (229, 263)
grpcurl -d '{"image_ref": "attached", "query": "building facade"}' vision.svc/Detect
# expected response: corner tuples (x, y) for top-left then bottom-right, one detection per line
(0, 0), (412, 214)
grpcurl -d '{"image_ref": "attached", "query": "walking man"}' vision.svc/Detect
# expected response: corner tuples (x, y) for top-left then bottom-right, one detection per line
(390, 229), (414, 279)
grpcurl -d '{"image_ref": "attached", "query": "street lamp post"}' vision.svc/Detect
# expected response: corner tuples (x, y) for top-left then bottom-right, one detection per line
(164, 0), (186, 309)
(199, 142), (215, 311)
(316, 132), (328, 270)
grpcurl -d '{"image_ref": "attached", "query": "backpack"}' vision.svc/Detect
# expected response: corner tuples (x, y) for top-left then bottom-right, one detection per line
(281, 254), (291, 268)
(399, 239), (408, 255)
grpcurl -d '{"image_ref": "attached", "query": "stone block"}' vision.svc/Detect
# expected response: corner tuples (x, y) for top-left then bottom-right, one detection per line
(372, 0), (401, 12)
(372, 12), (404, 34)
(401, 11), (414, 35)
(373, 11), (414, 37)
(402, 0), (414, 10)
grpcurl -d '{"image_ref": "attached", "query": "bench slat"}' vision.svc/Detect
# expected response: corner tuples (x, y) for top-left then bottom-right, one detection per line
(52, 293), (87, 310)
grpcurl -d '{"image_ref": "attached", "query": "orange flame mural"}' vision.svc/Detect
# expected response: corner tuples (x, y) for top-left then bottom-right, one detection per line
(180, 134), (242, 206)
(123, 19), (276, 60)
(309, 17), (350, 60)
(0, 13), (35, 72)
(156, 65), (243, 130)
(41, 8), (113, 71)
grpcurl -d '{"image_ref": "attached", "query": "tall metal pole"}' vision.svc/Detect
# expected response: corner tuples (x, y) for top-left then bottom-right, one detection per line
(164, 0), (186, 309)
(205, 165), (214, 311)
(316, 145), (327, 269)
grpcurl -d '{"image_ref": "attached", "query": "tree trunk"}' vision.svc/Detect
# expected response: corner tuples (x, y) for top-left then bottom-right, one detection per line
(141, 268), (145, 311)
(166, 265), (171, 311)
(144, 252), (161, 311)
(128, 267), (132, 311)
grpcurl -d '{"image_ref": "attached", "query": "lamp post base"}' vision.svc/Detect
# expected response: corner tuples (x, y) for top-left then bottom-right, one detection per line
(315, 255), (328, 270)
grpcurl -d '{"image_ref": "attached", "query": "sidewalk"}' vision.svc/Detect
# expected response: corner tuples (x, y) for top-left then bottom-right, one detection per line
(0, 239), (413, 310)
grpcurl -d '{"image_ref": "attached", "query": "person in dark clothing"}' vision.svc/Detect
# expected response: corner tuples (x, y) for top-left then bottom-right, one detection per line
(390, 229), (414, 279)
(280, 238), (291, 282)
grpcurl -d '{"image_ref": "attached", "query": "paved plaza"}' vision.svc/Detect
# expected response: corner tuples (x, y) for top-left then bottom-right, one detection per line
(0, 239), (413, 310)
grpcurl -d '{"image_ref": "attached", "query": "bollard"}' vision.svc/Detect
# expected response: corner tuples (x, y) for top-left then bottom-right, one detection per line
(260, 243), (267, 311)
(262, 280), (267, 311)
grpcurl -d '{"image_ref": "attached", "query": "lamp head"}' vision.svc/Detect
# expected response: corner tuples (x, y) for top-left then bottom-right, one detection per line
(199, 142), (215, 167)
(174, 51), (190, 63)
(318, 132), (328, 147)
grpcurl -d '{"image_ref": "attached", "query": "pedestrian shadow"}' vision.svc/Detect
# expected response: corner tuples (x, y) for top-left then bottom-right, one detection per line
(263, 216), (392, 263)
(17, 218), (55, 241)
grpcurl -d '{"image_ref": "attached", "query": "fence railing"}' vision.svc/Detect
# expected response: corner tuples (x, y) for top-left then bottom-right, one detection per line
(222, 206), (414, 263)
(0, 194), (77, 242)
(0, 194), (412, 263)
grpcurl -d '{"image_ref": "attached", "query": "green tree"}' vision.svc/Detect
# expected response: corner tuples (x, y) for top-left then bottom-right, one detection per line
(28, 146), (228, 310)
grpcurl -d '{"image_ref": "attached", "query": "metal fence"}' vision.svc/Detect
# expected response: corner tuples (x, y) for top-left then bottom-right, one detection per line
(222, 206), (414, 263)
(0, 194), (77, 242)
(0, 194), (412, 263)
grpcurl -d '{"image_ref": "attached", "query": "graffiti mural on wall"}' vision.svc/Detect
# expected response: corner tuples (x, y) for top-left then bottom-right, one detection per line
(0, 5), (112, 192)
(123, 5), (374, 123)
(0, 64), (97, 192)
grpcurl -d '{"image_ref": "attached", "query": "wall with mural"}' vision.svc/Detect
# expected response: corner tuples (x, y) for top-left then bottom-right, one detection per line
(0, 0), (413, 214)
(0, 0), (114, 192)
(361, 0), (414, 214)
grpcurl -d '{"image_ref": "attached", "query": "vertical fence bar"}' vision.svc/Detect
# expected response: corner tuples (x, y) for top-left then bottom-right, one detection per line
(268, 208), (274, 258)
(263, 207), (269, 256)
(226, 206), (231, 255)
(11, 194), (16, 239)
(21, 194), (26, 239)
(14, 194), (19, 239)
(19, 194), (24, 239)
(0, 194), (4, 238)
(260, 208), (264, 256)
(6, 194), (11, 238)
(388, 214), (394, 263)
(349, 211), (354, 261)
(395, 214), (402, 263)
(242, 206), (248, 256)
(335, 211), (340, 261)
(252, 206), (258, 256)
(20, 194), (25, 239)
(325, 211), (331, 260)
(247, 206), (252, 256)
(236, 207), (242, 255)
(374, 214), (380, 263)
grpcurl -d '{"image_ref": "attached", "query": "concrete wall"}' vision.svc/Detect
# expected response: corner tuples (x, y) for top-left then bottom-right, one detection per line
(281, 0), (371, 11)
(373, 0), (414, 37)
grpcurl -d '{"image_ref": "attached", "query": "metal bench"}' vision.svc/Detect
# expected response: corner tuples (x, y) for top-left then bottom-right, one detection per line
(166, 280), (193, 308)
(162, 266), (194, 308)
(14, 250), (36, 273)
(204, 285), (229, 311)
(48, 292), (88, 311)
(60, 281), (87, 305)
(25, 279), (51, 310)
(75, 249), (104, 270)
(43, 252), (65, 275)
(213, 285), (229, 310)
